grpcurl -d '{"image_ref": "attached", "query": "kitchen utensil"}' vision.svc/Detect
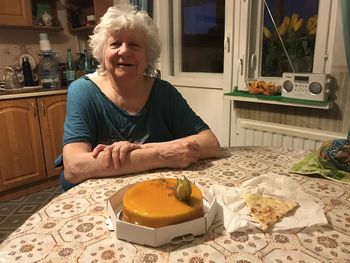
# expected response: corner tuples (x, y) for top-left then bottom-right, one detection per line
(1, 67), (21, 89)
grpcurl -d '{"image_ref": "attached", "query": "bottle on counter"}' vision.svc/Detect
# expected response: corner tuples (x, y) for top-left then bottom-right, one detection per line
(38, 53), (61, 89)
(65, 48), (76, 85)
(22, 56), (34, 86)
(84, 49), (94, 74)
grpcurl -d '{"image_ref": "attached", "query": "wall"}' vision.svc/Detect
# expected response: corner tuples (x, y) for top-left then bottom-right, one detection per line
(175, 86), (228, 146)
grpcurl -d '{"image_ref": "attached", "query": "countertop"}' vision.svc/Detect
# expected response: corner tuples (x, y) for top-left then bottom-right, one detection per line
(0, 146), (349, 262)
(0, 87), (68, 100)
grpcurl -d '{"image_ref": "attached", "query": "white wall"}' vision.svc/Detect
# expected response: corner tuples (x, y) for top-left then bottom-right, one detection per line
(175, 86), (229, 147)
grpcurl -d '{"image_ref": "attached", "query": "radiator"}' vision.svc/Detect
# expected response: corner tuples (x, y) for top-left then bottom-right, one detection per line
(233, 118), (347, 150)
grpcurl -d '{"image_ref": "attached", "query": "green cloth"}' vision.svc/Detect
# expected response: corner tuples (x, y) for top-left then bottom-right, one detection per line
(291, 151), (350, 183)
(291, 140), (350, 184)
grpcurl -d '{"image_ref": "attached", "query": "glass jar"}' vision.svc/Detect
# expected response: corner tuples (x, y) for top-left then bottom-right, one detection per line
(38, 53), (61, 88)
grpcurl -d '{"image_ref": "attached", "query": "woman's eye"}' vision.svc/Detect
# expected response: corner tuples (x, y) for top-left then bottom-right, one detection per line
(111, 42), (121, 47)
(129, 43), (140, 49)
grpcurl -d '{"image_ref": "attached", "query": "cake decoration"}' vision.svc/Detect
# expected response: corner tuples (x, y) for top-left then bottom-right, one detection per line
(174, 176), (192, 202)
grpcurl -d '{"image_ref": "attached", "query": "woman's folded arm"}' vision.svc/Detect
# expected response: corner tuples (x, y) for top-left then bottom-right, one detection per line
(63, 129), (221, 184)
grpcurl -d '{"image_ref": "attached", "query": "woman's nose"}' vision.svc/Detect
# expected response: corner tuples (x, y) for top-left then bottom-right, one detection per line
(118, 43), (129, 55)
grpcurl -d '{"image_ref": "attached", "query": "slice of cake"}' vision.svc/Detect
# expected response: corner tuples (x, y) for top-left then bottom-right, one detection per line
(122, 178), (204, 228)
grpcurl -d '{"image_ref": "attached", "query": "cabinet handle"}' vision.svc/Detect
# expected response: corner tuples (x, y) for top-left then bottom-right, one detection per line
(31, 102), (36, 118)
(40, 101), (46, 116)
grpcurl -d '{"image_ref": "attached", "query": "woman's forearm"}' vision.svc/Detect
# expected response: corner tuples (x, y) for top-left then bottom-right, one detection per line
(190, 129), (222, 158)
(143, 129), (222, 159)
(63, 130), (221, 184)
(63, 144), (166, 184)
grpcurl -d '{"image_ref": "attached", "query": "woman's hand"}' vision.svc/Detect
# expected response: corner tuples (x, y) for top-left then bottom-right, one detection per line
(92, 141), (141, 169)
(158, 140), (200, 168)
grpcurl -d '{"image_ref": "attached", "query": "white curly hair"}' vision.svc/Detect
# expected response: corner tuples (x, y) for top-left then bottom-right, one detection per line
(89, 4), (160, 76)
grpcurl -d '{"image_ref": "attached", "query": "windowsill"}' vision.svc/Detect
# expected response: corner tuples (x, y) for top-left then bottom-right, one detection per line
(224, 90), (333, 109)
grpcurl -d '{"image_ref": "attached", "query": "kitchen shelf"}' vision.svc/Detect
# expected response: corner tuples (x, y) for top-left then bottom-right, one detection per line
(224, 90), (333, 109)
(69, 25), (95, 32)
(32, 25), (63, 31)
(0, 25), (63, 31)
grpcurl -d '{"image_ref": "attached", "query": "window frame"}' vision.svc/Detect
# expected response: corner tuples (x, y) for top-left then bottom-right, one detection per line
(234, 0), (338, 90)
(156, 0), (337, 93)
(157, 0), (233, 90)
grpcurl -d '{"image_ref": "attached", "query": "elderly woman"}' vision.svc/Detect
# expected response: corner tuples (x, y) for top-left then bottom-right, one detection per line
(58, 4), (221, 191)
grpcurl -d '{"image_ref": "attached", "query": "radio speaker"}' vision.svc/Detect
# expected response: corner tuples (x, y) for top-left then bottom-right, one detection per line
(281, 73), (331, 101)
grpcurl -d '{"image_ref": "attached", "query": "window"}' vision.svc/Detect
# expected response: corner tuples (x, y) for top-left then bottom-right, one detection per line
(128, 0), (154, 16)
(261, 0), (318, 77)
(157, 0), (336, 92)
(181, 0), (224, 73)
(236, 0), (337, 89)
(158, 0), (232, 89)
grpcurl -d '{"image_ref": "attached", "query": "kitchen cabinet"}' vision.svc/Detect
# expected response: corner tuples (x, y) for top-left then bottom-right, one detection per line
(37, 94), (66, 177)
(0, 0), (32, 26)
(66, 0), (113, 32)
(93, 0), (114, 21)
(0, 0), (62, 30)
(0, 97), (45, 191)
(0, 93), (66, 193)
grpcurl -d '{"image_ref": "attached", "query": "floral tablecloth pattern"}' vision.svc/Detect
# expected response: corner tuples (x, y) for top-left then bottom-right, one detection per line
(1, 147), (350, 263)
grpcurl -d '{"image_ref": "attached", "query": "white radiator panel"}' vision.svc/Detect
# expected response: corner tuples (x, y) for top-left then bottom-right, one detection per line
(234, 118), (347, 150)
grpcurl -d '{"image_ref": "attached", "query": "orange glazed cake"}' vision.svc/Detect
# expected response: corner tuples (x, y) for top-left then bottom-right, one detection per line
(122, 178), (204, 228)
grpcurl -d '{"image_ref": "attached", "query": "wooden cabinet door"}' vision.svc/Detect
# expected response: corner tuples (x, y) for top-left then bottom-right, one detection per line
(37, 94), (67, 177)
(0, 98), (46, 191)
(93, 0), (113, 21)
(0, 0), (32, 26)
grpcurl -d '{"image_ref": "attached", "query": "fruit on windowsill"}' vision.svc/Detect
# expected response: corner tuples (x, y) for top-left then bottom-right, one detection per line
(248, 80), (281, 96)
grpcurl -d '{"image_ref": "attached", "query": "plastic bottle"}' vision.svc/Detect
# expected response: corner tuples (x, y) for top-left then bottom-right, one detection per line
(38, 53), (61, 89)
(22, 56), (34, 86)
(65, 48), (76, 84)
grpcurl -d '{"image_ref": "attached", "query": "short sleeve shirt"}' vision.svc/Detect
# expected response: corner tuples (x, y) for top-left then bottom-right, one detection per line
(55, 76), (209, 166)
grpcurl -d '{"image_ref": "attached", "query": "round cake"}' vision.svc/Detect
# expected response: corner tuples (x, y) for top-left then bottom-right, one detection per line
(122, 178), (204, 228)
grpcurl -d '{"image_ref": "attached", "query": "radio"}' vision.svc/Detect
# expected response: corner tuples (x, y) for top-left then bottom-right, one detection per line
(281, 73), (331, 101)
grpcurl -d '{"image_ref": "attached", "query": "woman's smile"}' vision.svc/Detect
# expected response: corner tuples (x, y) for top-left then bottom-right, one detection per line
(104, 28), (148, 79)
(116, 62), (135, 67)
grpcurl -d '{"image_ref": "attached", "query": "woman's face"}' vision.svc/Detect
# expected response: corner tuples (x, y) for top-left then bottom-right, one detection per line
(104, 27), (148, 81)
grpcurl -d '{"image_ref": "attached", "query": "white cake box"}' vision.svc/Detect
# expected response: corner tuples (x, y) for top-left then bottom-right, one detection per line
(106, 183), (217, 247)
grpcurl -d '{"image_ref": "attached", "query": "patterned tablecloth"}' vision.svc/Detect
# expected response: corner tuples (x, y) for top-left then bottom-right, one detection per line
(1, 147), (350, 263)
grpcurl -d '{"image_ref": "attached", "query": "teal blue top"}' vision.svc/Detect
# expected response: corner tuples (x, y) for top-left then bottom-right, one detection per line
(55, 76), (209, 168)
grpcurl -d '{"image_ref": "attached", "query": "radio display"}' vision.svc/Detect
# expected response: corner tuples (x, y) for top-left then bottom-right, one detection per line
(294, 76), (309, 82)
